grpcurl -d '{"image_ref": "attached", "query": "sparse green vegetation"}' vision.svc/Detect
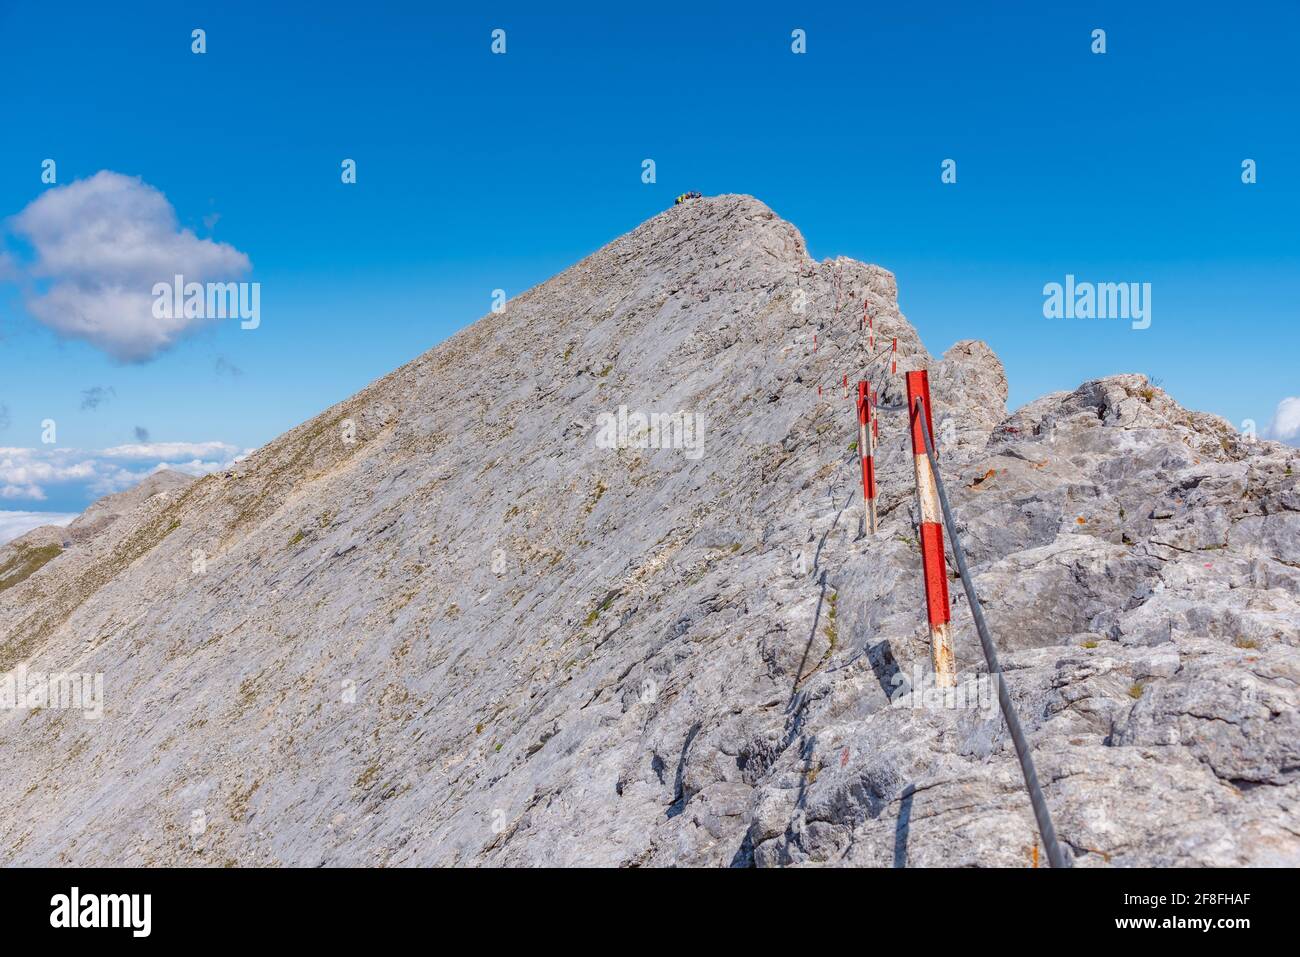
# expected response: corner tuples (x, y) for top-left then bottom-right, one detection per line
(354, 763), (380, 790)
(288, 529), (304, 547)
(823, 592), (839, 648)
(585, 591), (617, 627)
(585, 478), (608, 514)
(1127, 683), (1144, 699)
(1082, 640), (1098, 649)
(236, 673), (262, 709)
(1233, 637), (1258, 649)
(229, 779), (261, 821)
(0, 543), (62, 594)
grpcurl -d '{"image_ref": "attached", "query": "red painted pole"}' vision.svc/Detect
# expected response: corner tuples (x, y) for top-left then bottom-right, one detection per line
(906, 370), (955, 687)
(842, 373), (848, 399)
(858, 380), (878, 534)
(891, 337), (898, 375)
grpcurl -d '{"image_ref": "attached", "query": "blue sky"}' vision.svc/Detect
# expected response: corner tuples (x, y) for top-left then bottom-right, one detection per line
(0, 0), (1297, 530)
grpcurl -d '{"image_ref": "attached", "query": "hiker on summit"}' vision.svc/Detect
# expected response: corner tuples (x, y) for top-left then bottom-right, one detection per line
(674, 191), (702, 205)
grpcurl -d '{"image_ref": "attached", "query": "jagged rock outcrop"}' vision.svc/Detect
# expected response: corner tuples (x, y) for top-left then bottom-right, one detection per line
(1, 196), (1296, 867)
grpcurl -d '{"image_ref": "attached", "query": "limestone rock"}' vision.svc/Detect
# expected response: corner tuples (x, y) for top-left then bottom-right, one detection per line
(0, 196), (1296, 867)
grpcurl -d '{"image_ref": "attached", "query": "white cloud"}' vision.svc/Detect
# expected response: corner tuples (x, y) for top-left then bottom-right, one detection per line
(5, 171), (251, 361)
(1, 483), (46, 500)
(0, 510), (78, 546)
(0, 448), (97, 499)
(100, 441), (241, 461)
(1265, 397), (1300, 446)
(0, 442), (247, 504)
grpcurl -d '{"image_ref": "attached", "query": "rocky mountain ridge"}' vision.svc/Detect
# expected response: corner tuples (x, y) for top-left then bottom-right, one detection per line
(0, 470), (193, 595)
(1, 195), (1296, 866)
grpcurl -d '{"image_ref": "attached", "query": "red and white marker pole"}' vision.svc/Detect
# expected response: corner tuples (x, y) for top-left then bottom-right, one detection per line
(842, 373), (848, 399)
(858, 380), (878, 534)
(891, 337), (898, 375)
(906, 370), (955, 688)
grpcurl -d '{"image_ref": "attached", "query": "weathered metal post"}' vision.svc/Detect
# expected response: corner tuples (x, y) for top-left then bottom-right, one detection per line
(906, 370), (955, 687)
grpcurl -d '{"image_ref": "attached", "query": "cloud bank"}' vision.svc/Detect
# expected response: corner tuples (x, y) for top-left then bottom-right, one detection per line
(0, 441), (247, 503)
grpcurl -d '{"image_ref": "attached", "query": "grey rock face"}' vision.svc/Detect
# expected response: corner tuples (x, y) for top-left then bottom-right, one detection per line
(0, 196), (1296, 867)
(63, 469), (196, 544)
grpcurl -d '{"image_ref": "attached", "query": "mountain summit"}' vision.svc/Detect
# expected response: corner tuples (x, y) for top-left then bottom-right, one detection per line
(2, 196), (1297, 866)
